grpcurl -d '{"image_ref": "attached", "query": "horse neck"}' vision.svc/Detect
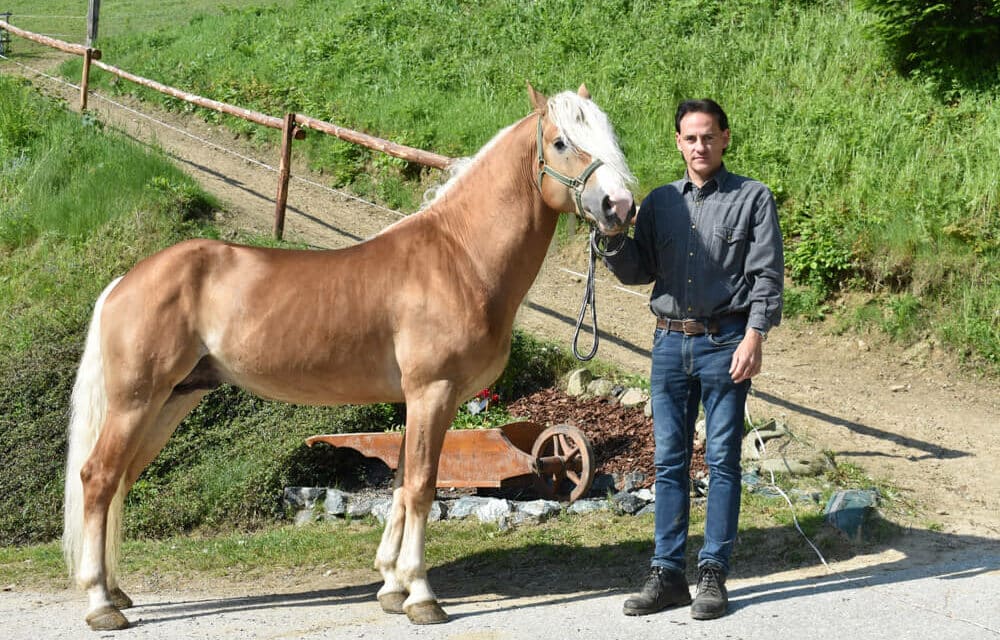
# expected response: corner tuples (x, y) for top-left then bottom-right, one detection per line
(426, 115), (560, 313)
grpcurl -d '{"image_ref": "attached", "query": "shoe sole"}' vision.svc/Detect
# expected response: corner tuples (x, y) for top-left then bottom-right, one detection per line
(690, 607), (726, 620)
(622, 598), (692, 616)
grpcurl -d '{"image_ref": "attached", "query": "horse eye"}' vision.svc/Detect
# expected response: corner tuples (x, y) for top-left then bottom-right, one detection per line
(553, 138), (567, 152)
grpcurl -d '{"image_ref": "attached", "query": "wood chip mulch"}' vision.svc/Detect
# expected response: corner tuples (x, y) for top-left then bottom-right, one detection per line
(506, 387), (707, 489)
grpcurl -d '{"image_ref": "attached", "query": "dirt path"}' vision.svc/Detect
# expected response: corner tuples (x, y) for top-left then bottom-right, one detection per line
(10, 58), (1000, 542)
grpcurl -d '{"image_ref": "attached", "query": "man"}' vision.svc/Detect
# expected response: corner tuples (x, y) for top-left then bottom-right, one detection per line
(603, 99), (783, 620)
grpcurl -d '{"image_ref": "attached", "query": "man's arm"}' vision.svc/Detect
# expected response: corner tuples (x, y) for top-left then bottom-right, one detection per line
(602, 194), (659, 285)
(731, 189), (784, 383)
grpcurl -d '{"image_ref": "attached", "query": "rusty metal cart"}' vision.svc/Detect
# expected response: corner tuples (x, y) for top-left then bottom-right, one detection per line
(306, 421), (595, 503)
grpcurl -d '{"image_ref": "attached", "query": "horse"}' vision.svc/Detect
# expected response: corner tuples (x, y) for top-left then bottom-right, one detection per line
(62, 82), (637, 631)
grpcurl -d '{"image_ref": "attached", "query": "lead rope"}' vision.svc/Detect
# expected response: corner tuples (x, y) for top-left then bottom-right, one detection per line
(572, 226), (626, 361)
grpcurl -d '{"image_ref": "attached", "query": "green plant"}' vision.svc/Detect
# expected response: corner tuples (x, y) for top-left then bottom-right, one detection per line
(785, 215), (854, 296)
(855, 0), (1000, 86)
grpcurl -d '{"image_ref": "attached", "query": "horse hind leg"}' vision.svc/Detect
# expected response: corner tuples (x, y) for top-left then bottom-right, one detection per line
(78, 392), (205, 631)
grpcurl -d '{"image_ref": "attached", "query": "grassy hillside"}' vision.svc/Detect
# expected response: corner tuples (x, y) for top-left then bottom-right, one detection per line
(0, 73), (577, 544)
(1, 0), (997, 546)
(37, 0), (996, 370)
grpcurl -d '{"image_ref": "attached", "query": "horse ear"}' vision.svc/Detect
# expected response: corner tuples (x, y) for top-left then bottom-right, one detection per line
(527, 81), (548, 113)
(577, 83), (591, 100)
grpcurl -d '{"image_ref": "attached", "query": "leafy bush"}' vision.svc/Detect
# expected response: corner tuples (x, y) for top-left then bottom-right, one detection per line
(856, 0), (1000, 86)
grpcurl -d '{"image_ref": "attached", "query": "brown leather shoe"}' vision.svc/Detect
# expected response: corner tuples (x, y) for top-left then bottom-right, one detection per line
(623, 566), (692, 616)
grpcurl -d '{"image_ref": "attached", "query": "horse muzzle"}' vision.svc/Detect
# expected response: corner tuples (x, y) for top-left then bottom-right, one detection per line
(585, 190), (635, 236)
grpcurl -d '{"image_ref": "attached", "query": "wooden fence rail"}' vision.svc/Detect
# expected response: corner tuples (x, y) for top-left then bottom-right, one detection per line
(0, 20), (454, 239)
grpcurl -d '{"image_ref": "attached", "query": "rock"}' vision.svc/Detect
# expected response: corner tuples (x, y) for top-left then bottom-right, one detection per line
(293, 509), (317, 526)
(741, 471), (762, 489)
(589, 473), (617, 496)
(566, 368), (593, 396)
(618, 387), (649, 408)
(634, 488), (655, 502)
(511, 499), (562, 524)
(448, 496), (512, 523)
(695, 418), (706, 442)
(448, 496), (492, 519)
(371, 498), (393, 524)
(644, 400), (653, 418)
(567, 498), (608, 515)
(283, 487), (326, 510)
(824, 489), (880, 541)
(692, 477), (709, 497)
(428, 500), (445, 522)
(758, 456), (824, 477)
(323, 489), (348, 516)
(614, 471), (646, 492)
(636, 503), (656, 516)
(346, 496), (377, 518)
(474, 498), (513, 523)
(610, 491), (646, 515)
(586, 378), (616, 398)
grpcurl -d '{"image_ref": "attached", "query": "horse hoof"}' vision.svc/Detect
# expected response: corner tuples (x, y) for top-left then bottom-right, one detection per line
(110, 587), (134, 609)
(378, 592), (407, 614)
(405, 601), (449, 625)
(86, 605), (131, 631)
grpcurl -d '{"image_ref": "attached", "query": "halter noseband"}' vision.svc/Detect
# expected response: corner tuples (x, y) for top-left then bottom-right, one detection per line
(536, 115), (604, 217)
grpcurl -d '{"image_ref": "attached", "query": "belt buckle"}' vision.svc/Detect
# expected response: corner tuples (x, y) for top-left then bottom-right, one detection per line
(681, 319), (702, 336)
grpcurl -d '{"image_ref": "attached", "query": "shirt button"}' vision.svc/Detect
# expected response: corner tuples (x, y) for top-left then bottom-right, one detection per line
(689, 252), (694, 256)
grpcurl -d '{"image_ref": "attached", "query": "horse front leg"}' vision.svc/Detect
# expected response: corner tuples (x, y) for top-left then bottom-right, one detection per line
(385, 384), (455, 624)
(374, 454), (407, 614)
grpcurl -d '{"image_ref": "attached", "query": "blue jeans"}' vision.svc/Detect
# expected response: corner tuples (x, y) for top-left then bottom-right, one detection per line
(649, 317), (749, 575)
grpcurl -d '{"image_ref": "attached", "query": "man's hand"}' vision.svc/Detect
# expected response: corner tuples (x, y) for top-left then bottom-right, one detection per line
(730, 329), (764, 383)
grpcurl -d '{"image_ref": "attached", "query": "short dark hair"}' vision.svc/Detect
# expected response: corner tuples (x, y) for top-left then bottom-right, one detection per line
(675, 99), (729, 133)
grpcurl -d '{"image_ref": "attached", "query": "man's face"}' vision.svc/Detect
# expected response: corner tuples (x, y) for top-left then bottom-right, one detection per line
(675, 111), (729, 183)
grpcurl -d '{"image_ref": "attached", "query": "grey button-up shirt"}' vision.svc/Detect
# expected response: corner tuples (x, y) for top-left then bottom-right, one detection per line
(603, 165), (784, 333)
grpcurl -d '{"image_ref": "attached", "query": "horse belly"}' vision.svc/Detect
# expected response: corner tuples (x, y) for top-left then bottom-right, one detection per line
(211, 342), (403, 406)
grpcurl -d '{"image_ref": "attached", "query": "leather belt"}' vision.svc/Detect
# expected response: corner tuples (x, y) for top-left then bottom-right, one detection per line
(656, 317), (721, 335)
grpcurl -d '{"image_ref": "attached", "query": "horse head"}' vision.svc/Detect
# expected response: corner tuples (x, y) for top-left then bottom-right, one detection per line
(529, 82), (637, 236)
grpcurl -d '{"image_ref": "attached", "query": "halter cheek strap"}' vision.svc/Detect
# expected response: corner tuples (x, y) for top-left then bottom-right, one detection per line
(535, 116), (603, 216)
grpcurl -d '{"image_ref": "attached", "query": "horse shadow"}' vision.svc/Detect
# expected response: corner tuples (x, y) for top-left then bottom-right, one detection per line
(126, 516), (999, 627)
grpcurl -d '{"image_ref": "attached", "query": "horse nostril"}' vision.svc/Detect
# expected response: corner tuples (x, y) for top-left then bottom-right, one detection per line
(602, 195), (612, 214)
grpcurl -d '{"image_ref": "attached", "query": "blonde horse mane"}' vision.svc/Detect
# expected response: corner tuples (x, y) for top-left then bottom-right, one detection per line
(423, 90), (635, 208)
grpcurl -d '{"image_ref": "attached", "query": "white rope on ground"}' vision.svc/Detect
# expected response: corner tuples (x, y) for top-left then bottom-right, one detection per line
(744, 401), (1000, 636)
(745, 401), (832, 571)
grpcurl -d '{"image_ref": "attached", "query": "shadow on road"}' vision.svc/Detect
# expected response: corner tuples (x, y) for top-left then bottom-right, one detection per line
(124, 525), (999, 628)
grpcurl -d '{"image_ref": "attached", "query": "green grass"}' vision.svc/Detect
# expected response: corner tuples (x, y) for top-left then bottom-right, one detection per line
(1, 497), (873, 591)
(17, 0), (989, 370)
(0, 1), (992, 551)
(7, 1), (998, 368)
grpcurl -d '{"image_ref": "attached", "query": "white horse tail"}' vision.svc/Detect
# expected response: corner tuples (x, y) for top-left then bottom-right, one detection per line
(63, 276), (123, 584)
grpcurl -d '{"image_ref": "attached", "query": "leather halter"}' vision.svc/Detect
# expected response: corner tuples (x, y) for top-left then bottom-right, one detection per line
(535, 115), (603, 217)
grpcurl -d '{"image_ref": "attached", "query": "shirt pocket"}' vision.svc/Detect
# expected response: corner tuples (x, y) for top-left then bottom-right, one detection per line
(710, 225), (747, 271)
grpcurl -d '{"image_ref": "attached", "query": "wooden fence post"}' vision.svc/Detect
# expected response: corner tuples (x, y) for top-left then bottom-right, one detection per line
(274, 113), (297, 240)
(86, 0), (101, 48)
(80, 48), (93, 111)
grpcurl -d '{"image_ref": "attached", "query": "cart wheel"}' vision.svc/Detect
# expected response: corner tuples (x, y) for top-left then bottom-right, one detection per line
(531, 424), (595, 503)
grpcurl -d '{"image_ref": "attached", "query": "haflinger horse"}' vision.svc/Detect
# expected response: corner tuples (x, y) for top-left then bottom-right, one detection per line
(63, 82), (636, 631)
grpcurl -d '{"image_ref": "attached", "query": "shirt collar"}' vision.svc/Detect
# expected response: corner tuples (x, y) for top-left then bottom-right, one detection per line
(683, 163), (729, 195)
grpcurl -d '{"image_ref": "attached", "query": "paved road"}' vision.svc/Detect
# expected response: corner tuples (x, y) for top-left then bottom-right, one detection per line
(5, 542), (998, 640)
